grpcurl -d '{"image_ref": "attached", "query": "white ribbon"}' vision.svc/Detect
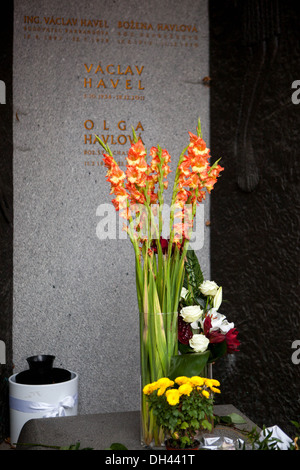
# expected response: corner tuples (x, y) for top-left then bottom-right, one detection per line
(10, 394), (77, 418)
(29, 395), (77, 418)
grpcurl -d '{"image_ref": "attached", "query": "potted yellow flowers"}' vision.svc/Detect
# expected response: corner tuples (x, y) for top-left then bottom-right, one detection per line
(143, 376), (221, 450)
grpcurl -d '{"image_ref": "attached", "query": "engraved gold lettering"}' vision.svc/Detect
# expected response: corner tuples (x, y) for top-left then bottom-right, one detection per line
(96, 79), (106, 88)
(84, 78), (92, 88)
(124, 66), (133, 75)
(110, 79), (119, 88)
(135, 65), (144, 76)
(24, 16), (40, 24)
(117, 65), (124, 75)
(44, 17), (77, 26)
(101, 135), (110, 144)
(106, 64), (114, 74)
(94, 64), (105, 74)
(118, 135), (127, 145)
(80, 19), (109, 28)
(84, 120), (94, 130)
(157, 23), (197, 33)
(135, 122), (144, 132)
(84, 64), (93, 73)
(118, 121), (126, 131)
(84, 134), (93, 144)
(117, 21), (153, 31)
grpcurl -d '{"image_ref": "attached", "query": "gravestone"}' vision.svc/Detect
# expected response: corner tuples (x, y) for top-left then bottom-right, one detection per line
(12, 0), (210, 414)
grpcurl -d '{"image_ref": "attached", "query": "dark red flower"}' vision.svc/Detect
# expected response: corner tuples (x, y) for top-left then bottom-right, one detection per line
(152, 237), (169, 254)
(151, 237), (186, 255)
(204, 316), (226, 343)
(178, 315), (193, 345)
(225, 328), (240, 353)
(203, 315), (212, 336)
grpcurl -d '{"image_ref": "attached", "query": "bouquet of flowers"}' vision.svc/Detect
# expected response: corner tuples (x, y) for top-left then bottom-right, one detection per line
(143, 375), (221, 449)
(176, 249), (240, 373)
(97, 119), (224, 445)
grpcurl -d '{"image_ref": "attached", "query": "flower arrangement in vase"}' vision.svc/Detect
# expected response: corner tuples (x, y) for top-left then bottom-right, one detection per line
(97, 119), (224, 446)
(170, 249), (240, 379)
(143, 375), (221, 449)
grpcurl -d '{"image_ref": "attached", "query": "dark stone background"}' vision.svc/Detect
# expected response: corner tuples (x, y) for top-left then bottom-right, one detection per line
(209, 0), (300, 437)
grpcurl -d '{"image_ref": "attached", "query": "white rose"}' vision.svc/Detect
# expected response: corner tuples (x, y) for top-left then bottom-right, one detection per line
(180, 287), (189, 300)
(199, 280), (219, 297)
(180, 305), (203, 323)
(189, 334), (210, 353)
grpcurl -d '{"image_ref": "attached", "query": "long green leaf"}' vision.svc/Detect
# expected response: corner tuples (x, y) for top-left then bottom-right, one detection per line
(184, 249), (204, 295)
(167, 351), (210, 380)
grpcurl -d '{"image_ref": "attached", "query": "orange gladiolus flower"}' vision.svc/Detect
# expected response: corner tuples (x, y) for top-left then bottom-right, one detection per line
(111, 185), (128, 212)
(135, 158), (148, 173)
(126, 182), (146, 205)
(126, 166), (147, 187)
(127, 140), (147, 166)
(190, 157), (209, 175)
(178, 157), (192, 177)
(108, 166), (126, 186)
(188, 132), (208, 154)
(174, 188), (190, 208)
(103, 153), (126, 187)
(184, 172), (200, 189)
(197, 190), (206, 203)
(150, 147), (171, 177)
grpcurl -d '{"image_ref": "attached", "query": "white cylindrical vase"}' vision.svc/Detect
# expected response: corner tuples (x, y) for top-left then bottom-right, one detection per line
(9, 371), (78, 446)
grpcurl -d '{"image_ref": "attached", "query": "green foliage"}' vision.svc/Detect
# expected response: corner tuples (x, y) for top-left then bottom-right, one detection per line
(183, 249), (204, 299)
(60, 442), (94, 450)
(237, 421), (300, 451)
(244, 427), (284, 450)
(16, 441), (94, 450)
(214, 412), (246, 426)
(105, 442), (128, 450)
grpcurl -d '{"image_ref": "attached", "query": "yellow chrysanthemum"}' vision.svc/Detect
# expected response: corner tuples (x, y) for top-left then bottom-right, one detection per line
(190, 376), (205, 387)
(204, 378), (221, 390)
(211, 379), (220, 387)
(143, 382), (158, 395)
(202, 389), (210, 399)
(175, 376), (190, 385)
(165, 389), (181, 406)
(157, 377), (174, 388)
(157, 386), (167, 396)
(205, 378), (220, 387)
(211, 386), (221, 394)
(178, 383), (193, 396)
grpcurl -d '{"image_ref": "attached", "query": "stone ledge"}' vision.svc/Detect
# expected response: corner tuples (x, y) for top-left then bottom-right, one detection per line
(16, 404), (259, 450)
